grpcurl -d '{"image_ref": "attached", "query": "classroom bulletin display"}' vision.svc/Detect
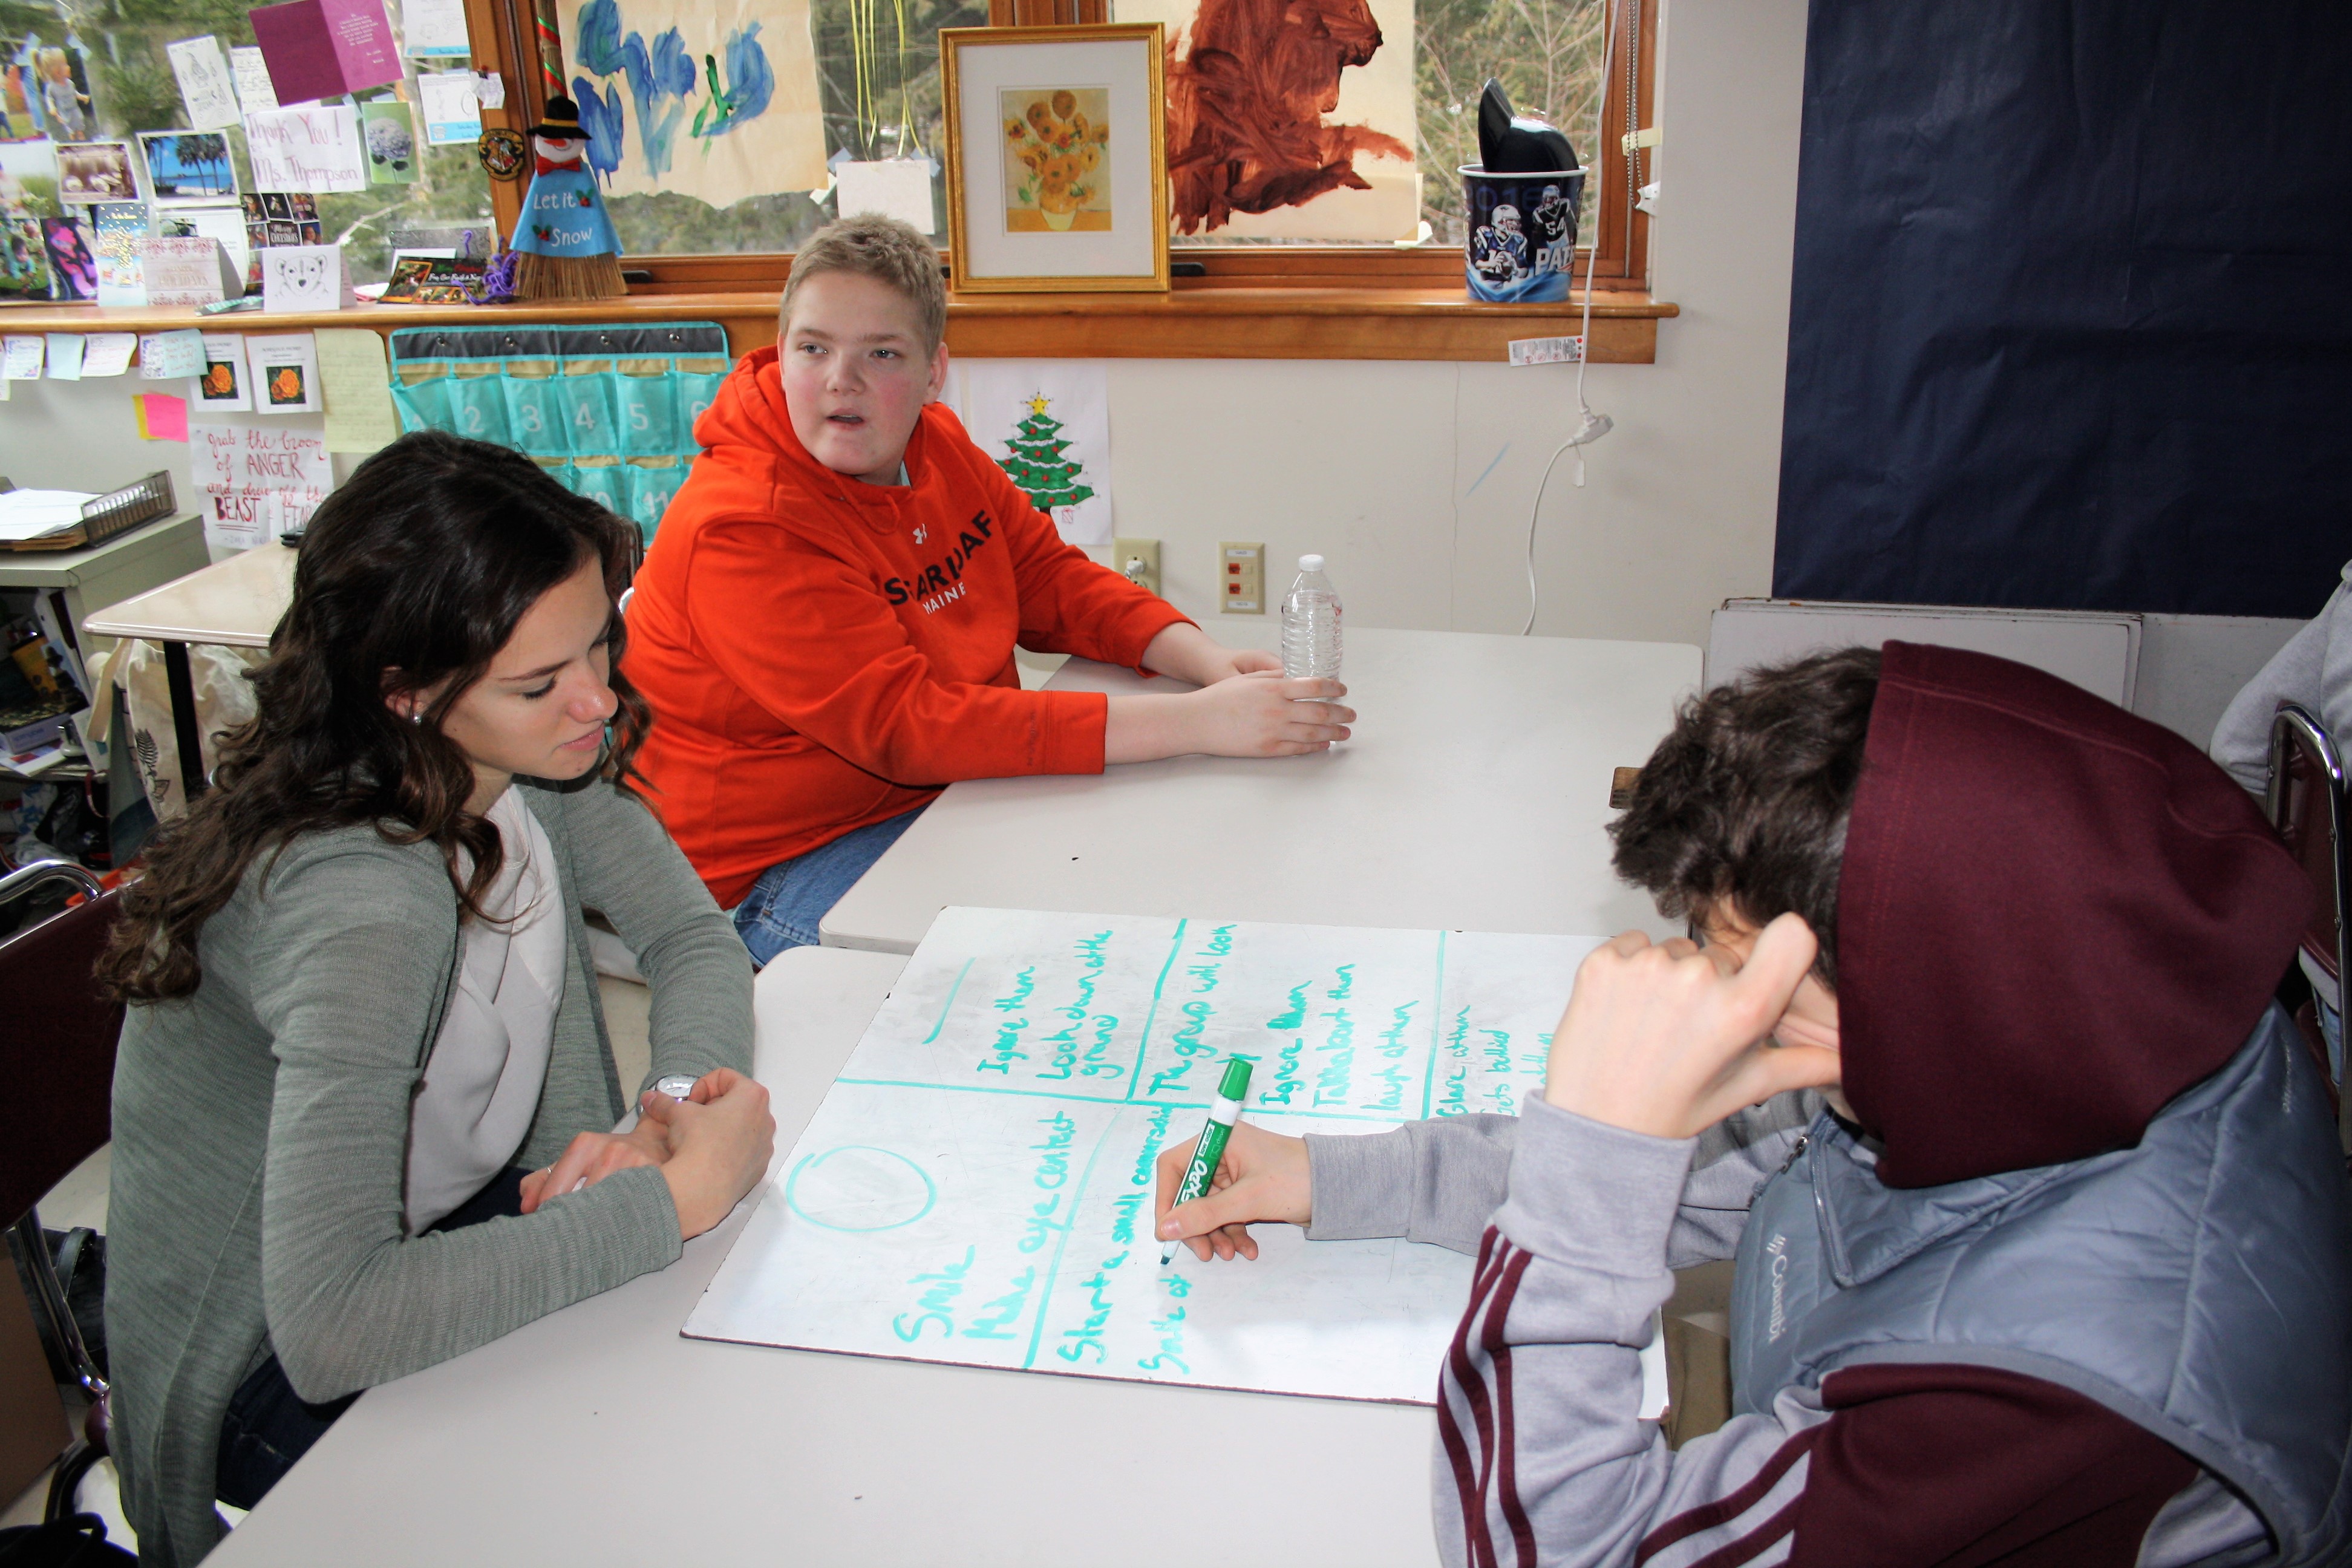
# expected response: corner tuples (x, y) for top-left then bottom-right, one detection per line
(686, 907), (1611, 1405)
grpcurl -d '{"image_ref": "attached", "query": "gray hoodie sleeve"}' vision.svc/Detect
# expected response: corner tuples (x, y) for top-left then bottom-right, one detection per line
(1302, 1093), (1815, 1261)
(2210, 561), (2352, 794)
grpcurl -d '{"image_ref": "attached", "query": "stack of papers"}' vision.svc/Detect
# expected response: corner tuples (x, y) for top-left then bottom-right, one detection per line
(0, 491), (97, 544)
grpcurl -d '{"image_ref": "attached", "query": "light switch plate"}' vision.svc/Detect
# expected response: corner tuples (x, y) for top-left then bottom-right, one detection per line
(1220, 540), (1264, 613)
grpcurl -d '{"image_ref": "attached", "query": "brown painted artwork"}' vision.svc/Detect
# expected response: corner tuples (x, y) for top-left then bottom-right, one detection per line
(1163, 0), (1412, 234)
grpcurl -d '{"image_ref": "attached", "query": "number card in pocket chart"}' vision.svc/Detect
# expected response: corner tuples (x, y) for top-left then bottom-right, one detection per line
(685, 907), (1603, 1405)
(388, 323), (730, 543)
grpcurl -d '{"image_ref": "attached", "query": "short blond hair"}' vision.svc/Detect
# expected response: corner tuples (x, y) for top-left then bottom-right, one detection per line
(780, 215), (946, 355)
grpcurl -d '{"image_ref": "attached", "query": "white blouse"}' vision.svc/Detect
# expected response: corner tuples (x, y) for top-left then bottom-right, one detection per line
(402, 787), (568, 1233)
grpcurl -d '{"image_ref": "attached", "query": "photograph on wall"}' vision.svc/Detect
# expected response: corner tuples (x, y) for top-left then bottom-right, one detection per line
(999, 87), (1111, 234)
(40, 215), (93, 298)
(139, 131), (238, 202)
(56, 141), (136, 203)
(0, 138), (59, 212)
(1119, 0), (1416, 241)
(10, 42), (94, 142)
(555, 0), (828, 208)
(944, 27), (1167, 293)
(361, 99), (417, 185)
(195, 333), (252, 411)
(0, 214), (50, 297)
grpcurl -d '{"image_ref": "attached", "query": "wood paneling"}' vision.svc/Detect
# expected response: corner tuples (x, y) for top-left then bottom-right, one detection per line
(0, 287), (1671, 362)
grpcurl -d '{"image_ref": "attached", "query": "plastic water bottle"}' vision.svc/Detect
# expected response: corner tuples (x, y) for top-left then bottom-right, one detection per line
(1281, 554), (1342, 681)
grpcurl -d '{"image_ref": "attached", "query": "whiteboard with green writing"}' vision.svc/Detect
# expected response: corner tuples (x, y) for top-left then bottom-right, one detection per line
(683, 907), (1601, 1404)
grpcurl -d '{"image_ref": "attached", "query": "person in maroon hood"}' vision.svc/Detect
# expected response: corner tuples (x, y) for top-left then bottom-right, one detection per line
(1156, 642), (2352, 1567)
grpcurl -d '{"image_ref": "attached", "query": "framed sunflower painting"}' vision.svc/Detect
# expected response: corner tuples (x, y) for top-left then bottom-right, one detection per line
(942, 25), (1169, 293)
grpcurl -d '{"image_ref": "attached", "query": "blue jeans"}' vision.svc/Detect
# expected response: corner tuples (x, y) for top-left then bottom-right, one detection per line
(2322, 995), (2343, 1085)
(215, 1168), (528, 1510)
(729, 807), (926, 967)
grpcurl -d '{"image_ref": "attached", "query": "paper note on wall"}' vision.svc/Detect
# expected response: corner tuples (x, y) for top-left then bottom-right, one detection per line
(834, 158), (935, 235)
(417, 72), (483, 146)
(136, 393), (191, 441)
(1, 336), (42, 380)
(195, 420), (330, 549)
(81, 335), (137, 377)
(167, 36), (245, 131)
(45, 335), (86, 381)
(245, 106), (370, 194)
(685, 907), (1599, 1404)
(230, 45), (280, 114)
(400, 0), (472, 56)
(315, 328), (398, 452)
(555, 0), (827, 206)
(139, 330), (207, 379)
(957, 362), (1112, 547)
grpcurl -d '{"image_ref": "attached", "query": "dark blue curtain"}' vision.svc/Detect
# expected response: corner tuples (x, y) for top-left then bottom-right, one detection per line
(1773, 2), (2352, 619)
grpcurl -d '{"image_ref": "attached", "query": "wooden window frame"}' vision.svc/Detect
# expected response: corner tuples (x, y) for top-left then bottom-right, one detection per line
(472, 0), (1655, 296)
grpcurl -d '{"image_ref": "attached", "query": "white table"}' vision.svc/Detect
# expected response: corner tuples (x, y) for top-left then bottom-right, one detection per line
(210, 946), (1443, 1567)
(81, 543), (298, 803)
(823, 627), (1703, 953)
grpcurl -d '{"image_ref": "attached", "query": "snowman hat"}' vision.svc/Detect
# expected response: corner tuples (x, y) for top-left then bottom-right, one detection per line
(526, 94), (592, 140)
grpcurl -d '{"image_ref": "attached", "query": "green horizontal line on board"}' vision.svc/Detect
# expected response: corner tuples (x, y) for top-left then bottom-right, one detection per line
(831, 1076), (1436, 1122)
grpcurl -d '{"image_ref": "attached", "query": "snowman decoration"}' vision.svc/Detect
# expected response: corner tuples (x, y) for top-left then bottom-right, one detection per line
(511, 94), (626, 301)
(1471, 203), (1528, 287)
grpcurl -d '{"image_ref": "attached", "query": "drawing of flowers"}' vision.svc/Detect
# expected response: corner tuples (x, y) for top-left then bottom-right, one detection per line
(999, 87), (1112, 233)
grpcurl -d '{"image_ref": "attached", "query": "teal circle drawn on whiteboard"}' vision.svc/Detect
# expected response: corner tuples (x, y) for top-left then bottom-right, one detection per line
(784, 1145), (938, 1232)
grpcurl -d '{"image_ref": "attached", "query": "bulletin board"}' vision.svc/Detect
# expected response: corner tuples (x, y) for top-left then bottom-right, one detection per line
(387, 322), (730, 541)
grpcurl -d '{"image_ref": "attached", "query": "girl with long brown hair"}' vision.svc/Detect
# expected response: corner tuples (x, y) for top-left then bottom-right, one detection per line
(97, 433), (773, 1567)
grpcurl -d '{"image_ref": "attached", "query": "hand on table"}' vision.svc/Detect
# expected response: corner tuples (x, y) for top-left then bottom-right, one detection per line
(1197, 647), (1284, 682)
(518, 1121), (669, 1213)
(1540, 913), (1841, 1142)
(1153, 1121), (1313, 1262)
(638, 1068), (776, 1238)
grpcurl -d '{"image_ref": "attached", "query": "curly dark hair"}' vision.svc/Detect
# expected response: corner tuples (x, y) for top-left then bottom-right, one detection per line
(1607, 647), (1881, 987)
(99, 431), (651, 1002)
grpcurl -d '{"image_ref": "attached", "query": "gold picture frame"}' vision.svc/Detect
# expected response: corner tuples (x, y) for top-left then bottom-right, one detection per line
(942, 24), (1170, 294)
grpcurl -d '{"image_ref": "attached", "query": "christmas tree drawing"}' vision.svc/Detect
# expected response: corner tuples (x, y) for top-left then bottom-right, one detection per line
(996, 393), (1096, 511)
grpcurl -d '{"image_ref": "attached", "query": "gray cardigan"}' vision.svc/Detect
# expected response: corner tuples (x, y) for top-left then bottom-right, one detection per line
(104, 776), (754, 1567)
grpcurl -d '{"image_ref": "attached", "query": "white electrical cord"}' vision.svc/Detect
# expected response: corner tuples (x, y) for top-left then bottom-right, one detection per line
(1521, 0), (1621, 636)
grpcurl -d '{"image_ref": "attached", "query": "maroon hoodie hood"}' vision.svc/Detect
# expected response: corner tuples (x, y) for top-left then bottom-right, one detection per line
(1835, 642), (2310, 1189)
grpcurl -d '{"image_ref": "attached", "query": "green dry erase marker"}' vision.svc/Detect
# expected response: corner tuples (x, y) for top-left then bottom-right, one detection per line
(1161, 1056), (1253, 1266)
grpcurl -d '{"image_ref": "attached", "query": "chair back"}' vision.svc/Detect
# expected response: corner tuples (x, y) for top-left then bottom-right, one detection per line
(2266, 705), (2350, 1001)
(0, 866), (125, 1226)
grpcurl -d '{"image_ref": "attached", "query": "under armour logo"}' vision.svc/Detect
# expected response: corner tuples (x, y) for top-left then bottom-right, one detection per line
(912, 524), (929, 544)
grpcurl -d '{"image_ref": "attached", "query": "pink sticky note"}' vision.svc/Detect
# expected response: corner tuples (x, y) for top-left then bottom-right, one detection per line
(138, 393), (191, 442)
(250, 0), (400, 103)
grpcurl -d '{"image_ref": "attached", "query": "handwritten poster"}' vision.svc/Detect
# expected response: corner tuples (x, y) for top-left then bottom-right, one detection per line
(195, 420), (330, 549)
(245, 106), (370, 194)
(555, 0), (826, 208)
(685, 907), (1601, 1405)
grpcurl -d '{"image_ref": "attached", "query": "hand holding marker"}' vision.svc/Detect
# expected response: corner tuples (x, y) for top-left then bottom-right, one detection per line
(1161, 1057), (1254, 1266)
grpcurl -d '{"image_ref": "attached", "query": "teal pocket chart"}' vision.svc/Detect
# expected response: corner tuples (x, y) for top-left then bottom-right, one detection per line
(684, 907), (1611, 1406)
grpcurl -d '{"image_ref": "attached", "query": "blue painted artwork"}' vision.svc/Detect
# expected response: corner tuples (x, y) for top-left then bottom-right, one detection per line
(570, 0), (776, 188)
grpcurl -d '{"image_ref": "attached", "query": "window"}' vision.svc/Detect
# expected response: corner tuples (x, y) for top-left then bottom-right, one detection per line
(5, 0), (494, 285)
(535, 0), (1652, 287)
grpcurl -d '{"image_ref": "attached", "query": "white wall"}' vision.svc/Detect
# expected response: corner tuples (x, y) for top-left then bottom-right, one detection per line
(1, 0), (1811, 632)
(1114, 0), (1809, 648)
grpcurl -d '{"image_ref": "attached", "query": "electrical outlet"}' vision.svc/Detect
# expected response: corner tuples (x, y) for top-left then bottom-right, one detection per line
(1219, 540), (1265, 613)
(1113, 537), (1161, 598)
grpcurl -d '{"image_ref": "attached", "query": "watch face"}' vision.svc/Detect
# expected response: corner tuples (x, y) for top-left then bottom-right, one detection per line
(655, 1074), (698, 1100)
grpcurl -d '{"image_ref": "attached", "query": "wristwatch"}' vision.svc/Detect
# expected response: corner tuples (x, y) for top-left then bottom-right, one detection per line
(653, 1074), (698, 1101)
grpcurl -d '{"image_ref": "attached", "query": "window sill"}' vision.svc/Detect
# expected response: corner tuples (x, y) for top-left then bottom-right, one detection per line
(0, 286), (1676, 364)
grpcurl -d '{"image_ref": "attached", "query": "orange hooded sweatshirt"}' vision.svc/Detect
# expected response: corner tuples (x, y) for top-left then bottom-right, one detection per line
(622, 347), (1191, 907)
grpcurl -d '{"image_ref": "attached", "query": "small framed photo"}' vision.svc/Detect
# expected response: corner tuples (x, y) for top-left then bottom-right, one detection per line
(55, 141), (138, 204)
(941, 24), (1168, 294)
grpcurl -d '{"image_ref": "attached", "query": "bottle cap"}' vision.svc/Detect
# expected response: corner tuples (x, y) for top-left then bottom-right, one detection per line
(1299, 554), (1324, 571)
(1217, 1056), (1254, 1100)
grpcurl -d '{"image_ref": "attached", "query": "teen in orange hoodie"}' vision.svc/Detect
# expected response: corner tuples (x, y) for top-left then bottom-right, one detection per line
(624, 217), (1354, 962)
